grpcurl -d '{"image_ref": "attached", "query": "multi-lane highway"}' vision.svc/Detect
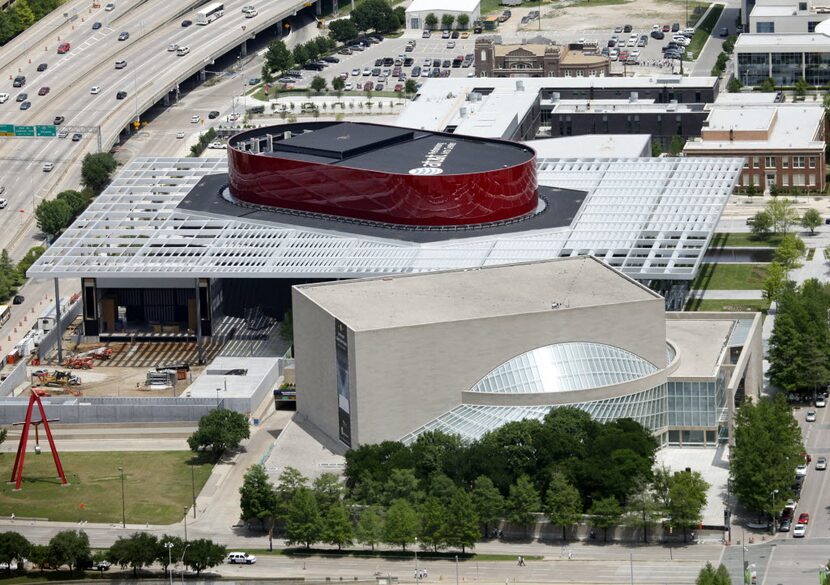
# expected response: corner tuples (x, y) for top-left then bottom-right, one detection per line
(0, 0), (316, 257)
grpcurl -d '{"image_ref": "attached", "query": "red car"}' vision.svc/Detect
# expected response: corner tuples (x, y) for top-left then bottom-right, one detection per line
(662, 24), (670, 32)
(799, 512), (810, 524)
(394, 83), (403, 92)
(38, 86), (50, 96)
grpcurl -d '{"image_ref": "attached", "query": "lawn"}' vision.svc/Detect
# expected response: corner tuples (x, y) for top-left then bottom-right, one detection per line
(690, 263), (769, 290)
(687, 3), (723, 59)
(0, 452), (212, 524)
(242, 548), (543, 561)
(481, 0), (553, 15)
(686, 299), (770, 313)
(709, 232), (785, 248)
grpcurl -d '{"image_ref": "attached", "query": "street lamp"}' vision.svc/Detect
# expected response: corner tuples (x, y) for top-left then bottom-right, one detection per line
(414, 537), (419, 582)
(180, 543), (190, 585)
(771, 489), (779, 533)
(191, 465), (196, 519)
(118, 466), (126, 528)
(164, 541), (174, 585)
(183, 506), (188, 542)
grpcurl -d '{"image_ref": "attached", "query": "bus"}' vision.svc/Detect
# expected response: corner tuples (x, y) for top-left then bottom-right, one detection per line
(196, 2), (224, 25)
(0, 305), (8, 327)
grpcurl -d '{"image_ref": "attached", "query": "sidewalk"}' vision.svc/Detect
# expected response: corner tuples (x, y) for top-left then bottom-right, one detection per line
(688, 289), (764, 300)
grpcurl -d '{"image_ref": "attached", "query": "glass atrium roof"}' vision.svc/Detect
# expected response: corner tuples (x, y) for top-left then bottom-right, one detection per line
(28, 156), (742, 281)
(472, 342), (658, 394)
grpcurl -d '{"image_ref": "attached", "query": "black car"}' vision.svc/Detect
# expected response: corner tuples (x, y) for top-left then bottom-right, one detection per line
(442, 59), (451, 68)
(302, 63), (324, 71)
(338, 48), (352, 55)
(623, 24), (632, 32)
(374, 58), (383, 67)
(778, 518), (792, 532)
(671, 22), (680, 32)
(321, 56), (339, 63)
(36, 63), (48, 72)
(116, 90), (127, 99)
(412, 65), (421, 76)
(15, 93), (27, 102)
(404, 57), (414, 66)
(53, 116), (64, 125)
(451, 30), (459, 38)
(12, 295), (24, 305)
(118, 31), (129, 41)
(651, 30), (664, 39)
(208, 110), (220, 119)
(12, 76), (25, 88)
(19, 101), (30, 110)
(92, 21), (102, 30)
(432, 59), (441, 68)
(181, 19), (192, 27)
(71, 133), (82, 141)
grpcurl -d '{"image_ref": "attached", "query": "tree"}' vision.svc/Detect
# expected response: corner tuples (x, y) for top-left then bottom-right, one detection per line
(750, 210), (773, 237)
(714, 564), (731, 585)
(332, 76), (345, 95)
(472, 475), (504, 536)
(108, 532), (158, 575)
(35, 199), (73, 237)
(80, 152), (118, 193)
(355, 505), (385, 550)
(801, 208), (822, 235)
(795, 78), (809, 97)
(304, 40), (320, 63)
(329, 19), (358, 43)
(418, 496), (447, 551)
(10, 0), (35, 29)
(766, 197), (798, 233)
(424, 13), (438, 30)
(624, 481), (663, 544)
(442, 489), (479, 552)
(351, 0), (400, 33)
(261, 65), (274, 85)
(696, 562), (717, 585)
(28, 545), (50, 573)
(275, 466), (308, 516)
(239, 464), (277, 528)
(441, 13), (455, 29)
(48, 530), (90, 572)
(313, 472), (344, 512)
(589, 497), (622, 542)
(384, 498), (419, 550)
(310, 75), (327, 94)
(278, 310), (293, 346)
(404, 78), (418, 95)
(666, 471), (709, 542)
(321, 502), (353, 550)
(544, 472), (582, 541)
(265, 39), (293, 77)
(383, 468), (422, 505)
(763, 261), (789, 302)
(156, 535), (185, 575)
(56, 189), (89, 217)
(457, 13), (470, 29)
(727, 77), (743, 93)
(285, 487), (323, 548)
(731, 394), (803, 517)
(184, 539), (226, 575)
(774, 233), (806, 269)
(760, 77), (776, 92)
(0, 532), (31, 572)
(187, 408), (250, 459)
(507, 475), (540, 529)
(292, 44), (308, 66)
(669, 135), (685, 155)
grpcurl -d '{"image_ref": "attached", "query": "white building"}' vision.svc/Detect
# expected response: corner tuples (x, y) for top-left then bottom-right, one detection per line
(404, 0), (481, 30)
(735, 22), (830, 85)
(748, 0), (830, 33)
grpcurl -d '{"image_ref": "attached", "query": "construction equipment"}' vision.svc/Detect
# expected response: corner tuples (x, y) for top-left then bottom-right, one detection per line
(63, 356), (94, 369)
(35, 370), (81, 387)
(90, 347), (113, 360)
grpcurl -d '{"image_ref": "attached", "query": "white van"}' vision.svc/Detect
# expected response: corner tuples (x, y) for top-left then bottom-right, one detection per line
(177, 46), (190, 56)
(0, 93), (9, 103)
(227, 552), (256, 564)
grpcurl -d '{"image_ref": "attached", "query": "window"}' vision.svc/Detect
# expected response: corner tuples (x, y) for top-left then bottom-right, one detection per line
(753, 156), (760, 168)
(765, 156), (776, 168)
(800, 2), (808, 10)
(809, 174), (817, 186)
(809, 156), (817, 168)
(743, 158), (749, 168)
(809, 21), (821, 33)
(756, 21), (775, 33)
(793, 155), (805, 168)
(793, 173), (806, 186)
(782, 156), (789, 168)
(783, 175), (789, 186)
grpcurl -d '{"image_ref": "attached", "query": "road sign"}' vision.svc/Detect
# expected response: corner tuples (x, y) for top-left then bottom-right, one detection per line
(0, 124), (13, 136)
(13, 126), (34, 137)
(35, 125), (56, 137)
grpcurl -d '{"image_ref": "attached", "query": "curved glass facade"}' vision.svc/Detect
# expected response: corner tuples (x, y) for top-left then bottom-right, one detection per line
(401, 384), (668, 444)
(472, 342), (658, 394)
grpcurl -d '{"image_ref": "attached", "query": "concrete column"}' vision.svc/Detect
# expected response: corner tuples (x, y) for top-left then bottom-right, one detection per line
(316, 0), (322, 15)
(240, 40), (247, 57)
(194, 279), (204, 365)
(54, 279), (63, 364)
(163, 93), (170, 106)
(199, 68), (206, 81)
(276, 19), (282, 36)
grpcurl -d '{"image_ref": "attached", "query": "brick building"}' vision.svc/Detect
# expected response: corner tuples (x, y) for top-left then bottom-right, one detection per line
(475, 37), (609, 78)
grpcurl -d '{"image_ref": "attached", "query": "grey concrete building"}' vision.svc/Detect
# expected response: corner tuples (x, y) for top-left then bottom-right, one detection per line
(293, 257), (763, 449)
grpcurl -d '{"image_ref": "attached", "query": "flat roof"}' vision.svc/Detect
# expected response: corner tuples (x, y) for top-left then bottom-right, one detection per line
(406, 0), (479, 12)
(685, 104), (825, 151)
(735, 32), (830, 49)
(714, 92), (779, 104)
(295, 256), (660, 331)
(666, 319), (734, 378)
(527, 135), (651, 158)
(751, 5), (799, 16)
(550, 99), (706, 114)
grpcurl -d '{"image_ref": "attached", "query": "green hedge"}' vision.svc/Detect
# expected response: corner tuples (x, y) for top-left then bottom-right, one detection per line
(189, 128), (217, 157)
(688, 4), (724, 58)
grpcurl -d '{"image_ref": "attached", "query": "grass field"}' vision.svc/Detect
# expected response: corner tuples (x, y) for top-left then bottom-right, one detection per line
(241, 548), (543, 561)
(709, 232), (785, 248)
(687, 3), (723, 58)
(0, 452), (212, 524)
(690, 263), (769, 290)
(686, 299), (770, 312)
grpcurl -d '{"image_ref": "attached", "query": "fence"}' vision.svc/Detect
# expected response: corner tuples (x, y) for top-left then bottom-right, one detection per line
(36, 300), (82, 360)
(0, 361), (27, 397)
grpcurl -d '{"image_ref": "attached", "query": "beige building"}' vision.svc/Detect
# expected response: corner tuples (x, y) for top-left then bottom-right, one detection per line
(293, 257), (763, 450)
(475, 37), (610, 78)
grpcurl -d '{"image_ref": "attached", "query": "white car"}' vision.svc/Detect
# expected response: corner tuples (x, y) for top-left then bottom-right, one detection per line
(627, 38), (637, 46)
(191, 115), (200, 123)
(105, 2), (115, 10)
(683, 27), (695, 36)
(227, 113), (240, 121)
(351, 68), (360, 76)
(208, 141), (227, 149)
(806, 410), (817, 422)
(817, 456), (827, 470)
(796, 464), (808, 476)
(817, 398), (826, 407)
(227, 552), (256, 564)
(793, 523), (807, 537)
(362, 67), (371, 76)
(42, 162), (54, 172)
(177, 46), (190, 56)
(244, 9), (257, 17)
(0, 93), (9, 103)
(0, 198), (7, 209)
(345, 82), (353, 90)
(241, 5), (255, 13)
(176, 131), (185, 139)
(167, 44), (178, 52)
(90, 86), (101, 94)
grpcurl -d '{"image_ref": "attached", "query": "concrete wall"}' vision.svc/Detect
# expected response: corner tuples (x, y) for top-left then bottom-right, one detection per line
(36, 299), (82, 360)
(0, 362), (27, 397)
(295, 289), (667, 447)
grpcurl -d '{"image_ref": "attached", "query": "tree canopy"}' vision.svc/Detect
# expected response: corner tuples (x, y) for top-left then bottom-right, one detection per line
(80, 153), (118, 194)
(187, 409), (250, 459)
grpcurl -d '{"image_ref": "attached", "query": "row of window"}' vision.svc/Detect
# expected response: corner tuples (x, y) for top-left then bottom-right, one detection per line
(743, 155), (818, 169)
(740, 173), (818, 187)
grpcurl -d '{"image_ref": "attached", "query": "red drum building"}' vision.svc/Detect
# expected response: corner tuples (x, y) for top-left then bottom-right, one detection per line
(227, 121), (538, 226)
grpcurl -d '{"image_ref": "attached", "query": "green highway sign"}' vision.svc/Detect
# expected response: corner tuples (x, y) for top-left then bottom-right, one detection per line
(35, 125), (56, 137)
(0, 124), (13, 136)
(13, 126), (34, 137)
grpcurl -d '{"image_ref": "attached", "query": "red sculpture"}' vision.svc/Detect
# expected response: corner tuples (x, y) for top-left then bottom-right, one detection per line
(10, 389), (67, 490)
